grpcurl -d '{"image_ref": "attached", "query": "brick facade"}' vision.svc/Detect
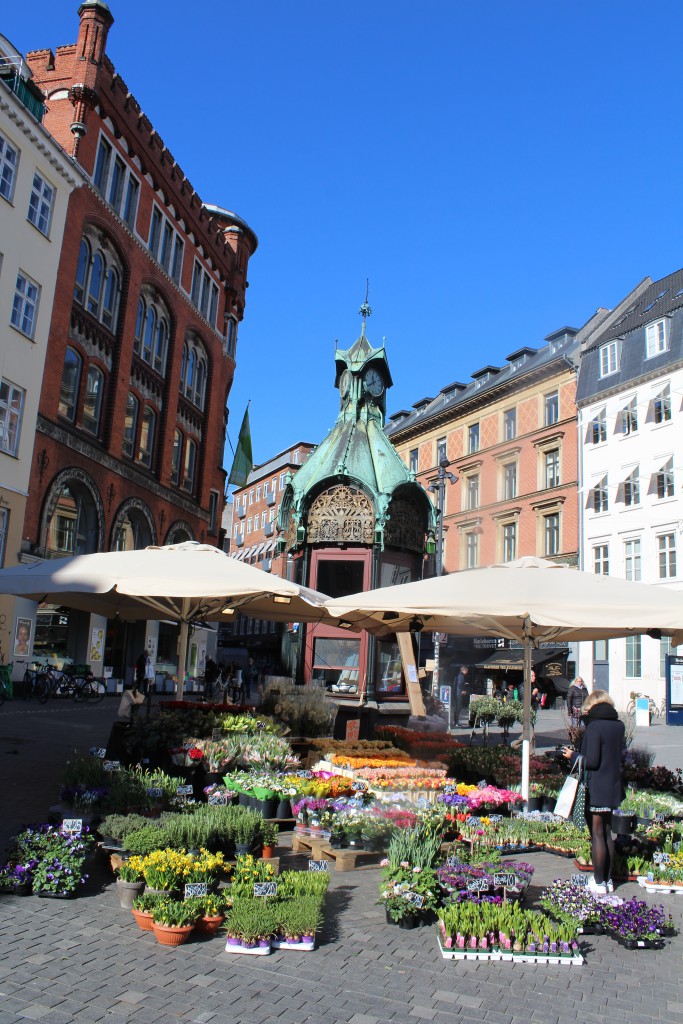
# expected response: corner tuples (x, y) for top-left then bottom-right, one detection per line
(21, 2), (257, 561)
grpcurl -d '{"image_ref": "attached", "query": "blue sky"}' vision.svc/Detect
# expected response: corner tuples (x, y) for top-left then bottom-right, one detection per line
(7, 2), (683, 473)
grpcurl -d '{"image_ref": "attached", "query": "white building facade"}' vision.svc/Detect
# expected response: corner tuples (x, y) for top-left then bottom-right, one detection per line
(576, 270), (683, 710)
(0, 35), (84, 669)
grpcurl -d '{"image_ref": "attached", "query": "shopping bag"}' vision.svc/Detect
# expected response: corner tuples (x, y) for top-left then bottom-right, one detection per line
(572, 774), (587, 828)
(554, 758), (582, 818)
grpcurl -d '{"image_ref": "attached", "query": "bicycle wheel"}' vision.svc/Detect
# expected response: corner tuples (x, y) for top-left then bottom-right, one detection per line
(36, 674), (50, 703)
(71, 676), (88, 702)
(85, 678), (106, 703)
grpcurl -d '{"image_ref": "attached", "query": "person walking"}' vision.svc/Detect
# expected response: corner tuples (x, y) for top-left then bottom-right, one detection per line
(563, 689), (625, 895)
(454, 665), (471, 728)
(243, 657), (256, 704)
(566, 676), (589, 721)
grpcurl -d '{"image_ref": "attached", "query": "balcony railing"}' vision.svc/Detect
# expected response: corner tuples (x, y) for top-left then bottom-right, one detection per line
(266, 492), (276, 506)
(0, 59), (45, 121)
(236, 503), (246, 519)
(262, 558), (272, 572)
(263, 521), (274, 537)
(235, 533), (244, 547)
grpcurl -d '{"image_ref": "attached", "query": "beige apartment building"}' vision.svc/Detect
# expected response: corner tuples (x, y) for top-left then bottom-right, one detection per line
(0, 36), (85, 672)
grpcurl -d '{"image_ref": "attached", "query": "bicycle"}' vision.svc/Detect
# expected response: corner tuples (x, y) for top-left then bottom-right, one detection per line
(626, 691), (661, 717)
(21, 662), (50, 700)
(0, 662), (13, 705)
(71, 673), (106, 703)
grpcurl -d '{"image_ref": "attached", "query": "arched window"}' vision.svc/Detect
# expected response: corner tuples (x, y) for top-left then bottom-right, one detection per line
(134, 290), (170, 375)
(74, 239), (90, 304)
(87, 253), (103, 316)
(183, 438), (197, 493)
(102, 268), (120, 330)
(122, 393), (139, 458)
(46, 480), (99, 557)
(171, 429), (182, 485)
(82, 365), (105, 436)
(113, 506), (154, 551)
(58, 347), (82, 421)
(138, 406), (156, 468)
(72, 229), (123, 333)
(181, 335), (208, 411)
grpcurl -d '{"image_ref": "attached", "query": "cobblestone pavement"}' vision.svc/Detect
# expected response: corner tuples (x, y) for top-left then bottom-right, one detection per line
(1, 700), (683, 1023)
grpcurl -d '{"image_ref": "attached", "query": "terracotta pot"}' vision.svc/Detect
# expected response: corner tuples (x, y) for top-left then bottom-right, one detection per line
(152, 922), (194, 946)
(261, 845), (275, 859)
(131, 907), (154, 931)
(194, 914), (224, 935)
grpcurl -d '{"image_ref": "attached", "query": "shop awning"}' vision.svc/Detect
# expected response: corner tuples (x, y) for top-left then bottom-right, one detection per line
(475, 646), (568, 672)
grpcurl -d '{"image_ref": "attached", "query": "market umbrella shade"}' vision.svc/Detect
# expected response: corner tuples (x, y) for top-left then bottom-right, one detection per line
(325, 556), (683, 797)
(0, 542), (334, 698)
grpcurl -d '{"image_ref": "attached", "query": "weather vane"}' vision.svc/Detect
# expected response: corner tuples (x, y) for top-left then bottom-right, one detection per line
(359, 279), (372, 322)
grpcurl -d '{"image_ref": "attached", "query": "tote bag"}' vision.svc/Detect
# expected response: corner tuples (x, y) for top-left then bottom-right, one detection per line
(572, 762), (587, 828)
(554, 757), (583, 819)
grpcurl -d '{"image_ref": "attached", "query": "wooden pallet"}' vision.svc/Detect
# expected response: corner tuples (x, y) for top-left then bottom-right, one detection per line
(290, 832), (380, 871)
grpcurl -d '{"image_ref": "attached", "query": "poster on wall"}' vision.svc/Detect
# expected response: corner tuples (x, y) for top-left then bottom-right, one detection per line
(13, 617), (32, 657)
(670, 658), (683, 709)
(90, 627), (104, 663)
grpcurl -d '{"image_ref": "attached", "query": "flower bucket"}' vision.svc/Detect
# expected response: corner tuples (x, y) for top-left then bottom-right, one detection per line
(117, 878), (145, 909)
(131, 907), (154, 931)
(194, 915), (224, 935)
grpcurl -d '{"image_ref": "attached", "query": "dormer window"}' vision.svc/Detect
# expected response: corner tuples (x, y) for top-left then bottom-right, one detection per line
(599, 339), (620, 377)
(645, 319), (669, 358)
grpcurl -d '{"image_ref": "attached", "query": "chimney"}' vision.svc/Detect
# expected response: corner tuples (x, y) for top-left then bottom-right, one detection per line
(76, 1), (114, 66)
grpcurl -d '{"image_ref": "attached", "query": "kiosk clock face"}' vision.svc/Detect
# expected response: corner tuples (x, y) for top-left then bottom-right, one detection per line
(363, 368), (384, 397)
(339, 369), (351, 399)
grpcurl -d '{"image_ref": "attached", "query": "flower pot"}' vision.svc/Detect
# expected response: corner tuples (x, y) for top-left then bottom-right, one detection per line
(612, 813), (636, 835)
(117, 878), (145, 909)
(261, 845), (275, 859)
(525, 797), (543, 812)
(145, 887), (174, 898)
(541, 797), (555, 813)
(238, 792), (250, 808)
(234, 842), (251, 857)
(194, 914), (224, 935)
(36, 890), (75, 899)
(636, 816), (654, 830)
(276, 799), (292, 820)
(260, 798), (279, 819)
(131, 907), (155, 931)
(152, 922), (194, 946)
(398, 915), (418, 930)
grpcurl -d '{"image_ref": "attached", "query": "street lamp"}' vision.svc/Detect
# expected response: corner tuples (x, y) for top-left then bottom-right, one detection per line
(429, 457), (458, 697)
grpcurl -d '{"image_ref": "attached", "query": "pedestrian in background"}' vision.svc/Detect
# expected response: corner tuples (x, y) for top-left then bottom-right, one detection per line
(454, 665), (471, 727)
(567, 676), (589, 721)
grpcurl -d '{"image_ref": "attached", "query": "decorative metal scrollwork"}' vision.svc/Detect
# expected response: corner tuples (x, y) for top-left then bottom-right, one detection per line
(307, 485), (374, 544)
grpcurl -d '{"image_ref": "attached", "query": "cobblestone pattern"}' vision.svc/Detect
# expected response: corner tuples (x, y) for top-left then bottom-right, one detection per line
(1, 845), (683, 1024)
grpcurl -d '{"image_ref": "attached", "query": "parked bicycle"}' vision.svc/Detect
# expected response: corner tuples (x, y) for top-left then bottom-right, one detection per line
(21, 662), (50, 700)
(626, 691), (664, 718)
(0, 662), (13, 705)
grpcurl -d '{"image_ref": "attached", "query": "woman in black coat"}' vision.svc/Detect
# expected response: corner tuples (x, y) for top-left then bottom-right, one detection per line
(563, 690), (624, 894)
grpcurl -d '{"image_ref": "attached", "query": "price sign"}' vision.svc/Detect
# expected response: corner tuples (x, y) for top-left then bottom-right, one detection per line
(465, 816), (481, 825)
(297, 771), (313, 779)
(443, 784), (457, 794)
(353, 779), (368, 792)
(103, 760), (121, 772)
(254, 882), (277, 897)
(477, 780), (488, 790)
(62, 819), (83, 834)
(184, 882), (207, 899)
(571, 873), (588, 886)
(404, 892), (425, 908)
(176, 784), (194, 796)
(494, 873), (517, 888)
(488, 815), (504, 823)
(654, 852), (670, 864)
(146, 787), (163, 798)
(467, 879), (489, 892)
(257, 721), (267, 730)
(208, 791), (228, 805)
(308, 860), (329, 872)
(89, 747), (107, 758)
(674, 842), (681, 852)
(655, 813), (667, 823)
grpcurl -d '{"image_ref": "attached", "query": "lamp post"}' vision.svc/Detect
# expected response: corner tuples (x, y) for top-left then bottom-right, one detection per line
(429, 457), (458, 698)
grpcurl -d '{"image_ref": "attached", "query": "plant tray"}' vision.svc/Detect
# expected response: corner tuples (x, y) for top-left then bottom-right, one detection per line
(573, 860), (593, 872)
(271, 938), (315, 951)
(224, 941), (271, 955)
(577, 923), (606, 935)
(437, 936), (583, 965)
(495, 845), (542, 855)
(636, 876), (683, 895)
(0, 884), (31, 897)
(609, 931), (666, 951)
(542, 846), (575, 858)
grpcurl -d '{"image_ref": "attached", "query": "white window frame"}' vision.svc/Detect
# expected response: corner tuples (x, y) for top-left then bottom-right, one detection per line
(544, 448), (560, 489)
(465, 531), (478, 569)
(544, 391), (559, 426)
(593, 543), (609, 575)
(624, 538), (641, 582)
(0, 131), (19, 203)
(658, 533), (677, 579)
(503, 408), (516, 441)
(27, 171), (55, 237)
(468, 423), (480, 454)
(656, 458), (674, 500)
(654, 383), (672, 425)
(599, 339), (620, 377)
(502, 461), (517, 501)
(93, 133), (141, 231)
(591, 408), (607, 444)
(544, 512), (560, 556)
(623, 467), (640, 507)
(0, 378), (25, 456)
(11, 272), (40, 339)
(645, 319), (669, 358)
(593, 476), (608, 514)
(626, 635), (642, 678)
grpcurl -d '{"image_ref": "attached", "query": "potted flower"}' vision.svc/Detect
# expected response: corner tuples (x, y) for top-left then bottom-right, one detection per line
(343, 818), (365, 849)
(233, 814), (261, 857)
(189, 892), (230, 935)
(151, 898), (199, 945)
(260, 822), (279, 859)
(223, 898), (277, 954)
(273, 896), (323, 950)
(0, 861), (36, 896)
(140, 848), (190, 896)
(600, 897), (668, 949)
(131, 892), (165, 931)
(116, 855), (146, 908)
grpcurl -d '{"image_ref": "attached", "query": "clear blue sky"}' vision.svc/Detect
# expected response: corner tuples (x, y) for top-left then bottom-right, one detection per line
(7, 2), (683, 473)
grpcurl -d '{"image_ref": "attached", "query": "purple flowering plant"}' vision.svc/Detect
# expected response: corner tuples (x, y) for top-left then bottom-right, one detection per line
(600, 899), (670, 941)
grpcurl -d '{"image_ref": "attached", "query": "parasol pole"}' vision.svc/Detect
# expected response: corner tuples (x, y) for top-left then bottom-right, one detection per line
(176, 598), (191, 700)
(521, 621), (533, 802)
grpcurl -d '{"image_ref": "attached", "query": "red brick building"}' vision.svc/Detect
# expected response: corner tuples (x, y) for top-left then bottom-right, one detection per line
(19, 2), (257, 675)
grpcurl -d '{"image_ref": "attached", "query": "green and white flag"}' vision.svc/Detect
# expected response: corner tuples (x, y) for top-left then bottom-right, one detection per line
(228, 405), (253, 487)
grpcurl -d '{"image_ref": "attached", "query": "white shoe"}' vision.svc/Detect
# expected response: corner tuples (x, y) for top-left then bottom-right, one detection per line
(605, 880), (614, 893)
(587, 876), (608, 895)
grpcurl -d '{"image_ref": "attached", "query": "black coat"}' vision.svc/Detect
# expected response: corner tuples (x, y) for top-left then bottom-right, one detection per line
(566, 683), (588, 716)
(576, 705), (625, 810)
